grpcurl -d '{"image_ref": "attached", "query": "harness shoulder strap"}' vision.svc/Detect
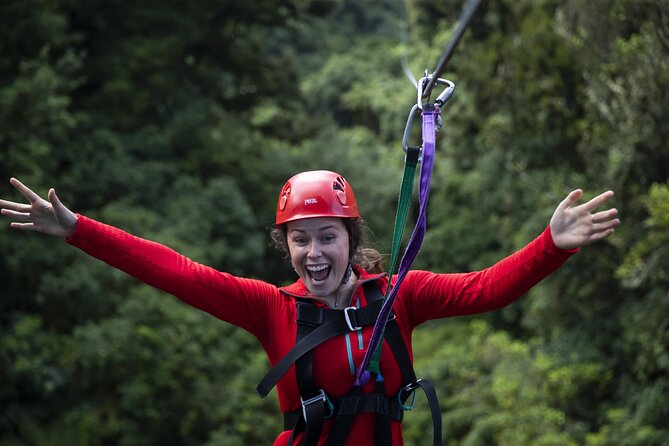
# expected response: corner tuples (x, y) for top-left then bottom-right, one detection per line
(289, 300), (327, 446)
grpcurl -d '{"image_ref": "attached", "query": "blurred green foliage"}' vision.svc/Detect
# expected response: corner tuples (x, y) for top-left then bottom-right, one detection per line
(1, 0), (668, 444)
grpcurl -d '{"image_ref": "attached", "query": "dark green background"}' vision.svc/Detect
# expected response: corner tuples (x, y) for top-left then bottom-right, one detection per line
(1, 0), (668, 444)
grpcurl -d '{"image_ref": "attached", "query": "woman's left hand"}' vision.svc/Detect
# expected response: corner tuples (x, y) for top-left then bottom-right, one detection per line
(550, 189), (620, 250)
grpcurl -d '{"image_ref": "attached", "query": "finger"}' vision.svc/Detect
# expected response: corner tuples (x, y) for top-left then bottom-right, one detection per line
(1, 209), (31, 222)
(588, 227), (615, 243)
(10, 222), (36, 231)
(592, 208), (618, 224)
(0, 198), (31, 212)
(9, 177), (42, 204)
(581, 190), (615, 213)
(593, 218), (621, 233)
(560, 189), (583, 210)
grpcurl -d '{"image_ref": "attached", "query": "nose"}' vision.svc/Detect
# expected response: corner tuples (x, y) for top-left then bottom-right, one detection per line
(307, 240), (322, 259)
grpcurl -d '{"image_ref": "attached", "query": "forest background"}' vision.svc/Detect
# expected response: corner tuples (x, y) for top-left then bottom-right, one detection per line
(1, 0), (668, 445)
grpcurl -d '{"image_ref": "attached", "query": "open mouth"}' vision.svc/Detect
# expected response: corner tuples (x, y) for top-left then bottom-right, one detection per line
(306, 264), (331, 283)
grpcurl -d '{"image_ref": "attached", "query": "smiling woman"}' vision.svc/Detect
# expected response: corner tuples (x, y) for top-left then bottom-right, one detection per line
(270, 171), (383, 308)
(271, 216), (382, 275)
(0, 171), (620, 446)
(286, 218), (352, 307)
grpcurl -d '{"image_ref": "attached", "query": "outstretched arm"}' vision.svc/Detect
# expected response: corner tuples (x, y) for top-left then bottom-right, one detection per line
(0, 178), (78, 237)
(550, 189), (620, 250)
(1, 177), (282, 337)
(402, 189), (621, 325)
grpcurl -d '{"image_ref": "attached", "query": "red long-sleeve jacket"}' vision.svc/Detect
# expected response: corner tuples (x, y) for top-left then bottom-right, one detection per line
(66, 215), (576, 445)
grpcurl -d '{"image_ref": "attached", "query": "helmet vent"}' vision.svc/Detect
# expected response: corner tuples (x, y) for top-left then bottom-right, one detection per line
(279, 185), (291, 211)
(333, 177), (348, 206)
(334, 176), (347, 191)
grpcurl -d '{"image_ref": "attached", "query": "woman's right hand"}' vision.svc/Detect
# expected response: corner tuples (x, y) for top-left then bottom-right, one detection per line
(0, 178), (78, 238)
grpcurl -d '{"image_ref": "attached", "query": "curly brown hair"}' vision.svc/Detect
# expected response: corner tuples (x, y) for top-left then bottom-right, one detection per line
(270, 217), (384, 274)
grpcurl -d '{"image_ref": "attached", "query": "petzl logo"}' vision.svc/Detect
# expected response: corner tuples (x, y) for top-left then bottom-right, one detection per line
(304, 198), (318, 205)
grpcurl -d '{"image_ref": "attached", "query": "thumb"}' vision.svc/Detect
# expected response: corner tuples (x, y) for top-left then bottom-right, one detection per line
(48, 188), (62, 208)
(48, 188), (78, 237)
(48, 188), (69, 218)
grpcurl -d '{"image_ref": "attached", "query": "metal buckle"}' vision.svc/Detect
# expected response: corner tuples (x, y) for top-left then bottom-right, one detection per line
(300, 389), (333, 420)
(404, 378), (422, 392)
(344, 306), (362, 331)
(398, 379), (422, 411)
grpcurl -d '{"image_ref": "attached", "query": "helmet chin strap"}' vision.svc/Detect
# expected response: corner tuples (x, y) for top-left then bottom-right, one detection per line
(333, 258), (353, 309)
(341, 261), (353, 285)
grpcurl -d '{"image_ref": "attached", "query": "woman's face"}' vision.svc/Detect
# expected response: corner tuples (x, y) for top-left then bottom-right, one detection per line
(286, 217), (350, 298)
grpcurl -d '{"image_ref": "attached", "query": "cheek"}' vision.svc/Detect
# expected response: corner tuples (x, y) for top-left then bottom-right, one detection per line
(287, 246), (301, 269)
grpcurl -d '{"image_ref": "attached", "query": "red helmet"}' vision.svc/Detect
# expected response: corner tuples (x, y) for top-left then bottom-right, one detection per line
(275, 170), (359, 225)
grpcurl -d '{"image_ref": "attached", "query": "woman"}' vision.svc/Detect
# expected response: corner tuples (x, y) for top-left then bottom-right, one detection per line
(1, 171), (619, 445)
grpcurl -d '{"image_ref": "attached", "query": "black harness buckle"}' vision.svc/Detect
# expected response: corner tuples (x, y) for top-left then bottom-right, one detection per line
(301, 389), (334, 420)
(343, 306), (362, 331)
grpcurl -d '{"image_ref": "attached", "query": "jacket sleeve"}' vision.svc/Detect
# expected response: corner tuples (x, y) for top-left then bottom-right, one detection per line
(66, 214), (282, 338)
(398, 226), (577, 328)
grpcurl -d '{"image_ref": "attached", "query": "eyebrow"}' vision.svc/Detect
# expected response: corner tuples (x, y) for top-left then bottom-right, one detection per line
(289, 225), (338, 234)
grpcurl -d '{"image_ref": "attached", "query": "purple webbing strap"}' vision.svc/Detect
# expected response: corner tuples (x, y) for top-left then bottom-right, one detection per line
(354, 106), (439, 386)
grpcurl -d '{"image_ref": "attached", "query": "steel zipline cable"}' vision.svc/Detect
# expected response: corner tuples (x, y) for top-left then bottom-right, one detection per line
(422, 0), (485, 98)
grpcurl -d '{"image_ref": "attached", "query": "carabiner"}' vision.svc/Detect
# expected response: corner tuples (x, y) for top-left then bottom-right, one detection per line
(403, 74), (453, 152)
(401, 104), (421, 153)
(417, 75), (455, 110)
(434, 79), (455, 107)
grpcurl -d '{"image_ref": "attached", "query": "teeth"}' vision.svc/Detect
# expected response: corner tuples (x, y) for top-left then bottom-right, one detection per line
(306, 265), (329, 272)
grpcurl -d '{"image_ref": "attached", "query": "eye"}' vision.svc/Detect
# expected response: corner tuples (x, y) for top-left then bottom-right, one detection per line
(322, 234), (336, 243)
(292, 237), (308, 246)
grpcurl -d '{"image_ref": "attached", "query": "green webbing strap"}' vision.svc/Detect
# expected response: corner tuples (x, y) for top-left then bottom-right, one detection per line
(366, 146), (420, 375)
(387, 147), (420, 284)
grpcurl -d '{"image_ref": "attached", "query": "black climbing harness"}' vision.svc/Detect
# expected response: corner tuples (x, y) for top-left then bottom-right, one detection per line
(258, 279), (442, 446)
